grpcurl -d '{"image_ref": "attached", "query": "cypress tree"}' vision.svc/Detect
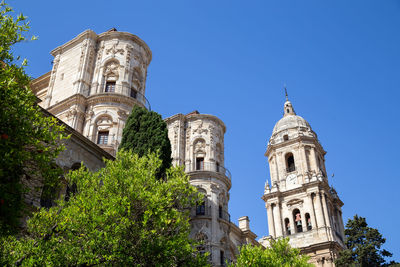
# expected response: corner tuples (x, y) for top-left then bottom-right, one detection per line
(119, 106), (172, 176)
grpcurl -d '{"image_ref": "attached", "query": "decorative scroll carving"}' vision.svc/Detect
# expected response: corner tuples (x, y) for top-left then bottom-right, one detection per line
(286, 198), (304, 208)
(104, 61), (120, 78)
(194, 139), (206, 153)
(193, 121), (208, 135)
(106, 42), (124, 57)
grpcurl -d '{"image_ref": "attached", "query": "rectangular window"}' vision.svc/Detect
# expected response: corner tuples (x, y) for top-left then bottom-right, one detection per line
(97, 131), (109, 145)
(130, 89), (137, 98)
(196, 157), (204, 170)
(216, 162), (220, 172)
(196, 201), (205, 216)
(220, 250), (225, 266)
(219, 206), (223, 218)
(105, 82), (115, 93)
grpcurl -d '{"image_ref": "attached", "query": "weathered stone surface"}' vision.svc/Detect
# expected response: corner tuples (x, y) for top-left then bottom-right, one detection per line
(165, 112), (258, 266)
(261, 99), (345, 267)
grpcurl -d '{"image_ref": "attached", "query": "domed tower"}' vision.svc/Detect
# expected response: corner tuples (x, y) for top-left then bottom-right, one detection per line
(261, 94), (345, 266)
(31, 29), (152, 156)
(165, 111), (235, 266)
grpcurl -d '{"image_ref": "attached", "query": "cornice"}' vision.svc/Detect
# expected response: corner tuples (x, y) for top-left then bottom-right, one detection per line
(262, 180), (331, 202)
(40, 107), (114, 161)
(31, 71), (51, 93)
(164, 113), (226, 133)
(51, 29), (98, 56)
(164, 113), (185, 124)
(188, 171), (232, 190)
(49, 30), (152, 66)
(86, 93), (144, 108)
(265, 135), (326, 157)
(47, 94), (87, 115)
(97, 31), (152, 65)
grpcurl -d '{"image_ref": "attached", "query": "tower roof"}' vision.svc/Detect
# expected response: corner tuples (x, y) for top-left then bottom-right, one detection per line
(270, 93), (316, 140)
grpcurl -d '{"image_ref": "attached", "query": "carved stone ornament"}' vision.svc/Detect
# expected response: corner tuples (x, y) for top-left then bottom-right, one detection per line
(194, 140), (206, 153)
(286, 198), (304, 208)
(104, 61), (120, 77)
(96, 116), (113, 131)
(210, 182), (221, 193)
(106, 42), (124, 57)
(193, 121), (208, 135)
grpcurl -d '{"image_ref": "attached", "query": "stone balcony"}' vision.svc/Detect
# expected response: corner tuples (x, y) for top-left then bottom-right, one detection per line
(185, 162), (232, 181)
(92, 84), (151, 110)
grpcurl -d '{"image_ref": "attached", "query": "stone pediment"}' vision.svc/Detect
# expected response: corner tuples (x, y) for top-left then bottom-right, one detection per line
(286, 198), (303, 208)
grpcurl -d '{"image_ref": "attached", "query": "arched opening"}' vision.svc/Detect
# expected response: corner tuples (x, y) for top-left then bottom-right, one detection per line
(293, 209), (303, 233)
(94, 115), (113, 146)
(283, 134), (289, 141)
(305, 213), (312, 230)
(193, 138), (206, 171)
(195, 232), (208, 257)
(285, 153), (295, 172)
(196, 191), (207, 216)
(103, 60), (119, 93)
(284, 218), (291, 235)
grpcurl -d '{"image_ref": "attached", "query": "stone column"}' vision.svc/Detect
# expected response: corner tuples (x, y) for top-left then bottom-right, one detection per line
(308, 194), (318, 229)
(277, 152), (285, 186)
(274, 155), (280, 184)
(288, 211), (296, 234)
(338, 209), (345, 237)
(303, 146), (309, 173)
(273, 202), (283, 237)
(267, 204), (275, 237)
(310, 147), (318, 172)
(315, 192), (326, 228)
(321, 193), (332, 229)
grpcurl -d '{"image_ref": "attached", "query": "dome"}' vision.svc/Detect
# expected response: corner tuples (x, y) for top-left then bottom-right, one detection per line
(272, 114), (311, 135)
(269, 99), (317, 143)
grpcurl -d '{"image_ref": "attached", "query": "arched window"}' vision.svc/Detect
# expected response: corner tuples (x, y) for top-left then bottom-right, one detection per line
(286, 153), (296, 172)
(196, 190), (207, 216)
(293, 209), (303, 233)
(95, 115), (113, 145)
(285, 218), (291, 235)
(305, 213), (312, 230)
(103, 60), (119, 93)
(195, 232), (208, 257)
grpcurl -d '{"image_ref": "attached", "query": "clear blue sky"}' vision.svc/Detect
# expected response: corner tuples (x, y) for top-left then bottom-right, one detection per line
(11, 0), (400, 261)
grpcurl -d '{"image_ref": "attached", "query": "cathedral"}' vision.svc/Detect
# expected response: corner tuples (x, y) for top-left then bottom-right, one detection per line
(31, 29), (345, 266)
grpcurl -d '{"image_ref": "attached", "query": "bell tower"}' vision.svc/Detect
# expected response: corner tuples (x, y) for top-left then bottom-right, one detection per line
(261, 93), (345, 266)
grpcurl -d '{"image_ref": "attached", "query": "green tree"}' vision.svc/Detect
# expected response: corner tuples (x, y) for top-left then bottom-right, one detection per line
(1, 151), (208, 266)
(230, 238), (312, 267)
(119, 105), (172, 177)
(0, 1), (66, 234)
(336, 215), (396, 267)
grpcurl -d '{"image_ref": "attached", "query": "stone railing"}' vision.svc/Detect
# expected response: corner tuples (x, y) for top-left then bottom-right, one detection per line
(192, 205), (212, 217)
(99, 84), (151, 110)
(218, 210), (231, 222)
(185, 162), (232, 180)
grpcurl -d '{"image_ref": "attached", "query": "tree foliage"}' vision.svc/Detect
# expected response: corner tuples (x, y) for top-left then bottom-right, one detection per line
(0, 1), (66, 234)
(119, 105), (172, 177)
(336, 215), (396, 267)
(230, 238), (312, 267)
(0, 151), (208, 266)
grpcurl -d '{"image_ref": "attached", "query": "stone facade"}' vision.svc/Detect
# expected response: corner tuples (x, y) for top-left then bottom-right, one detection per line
(32, 30), (258, 267)
(260, 98), (345, 266)
(30, 28), (348, 266)
(165, 111), (258, 266)
(31, 29), (152, 156)
(23, 108), (113, 213)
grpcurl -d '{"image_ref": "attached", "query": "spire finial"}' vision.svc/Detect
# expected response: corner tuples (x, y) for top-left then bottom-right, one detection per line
(284, 84), (288, 101)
